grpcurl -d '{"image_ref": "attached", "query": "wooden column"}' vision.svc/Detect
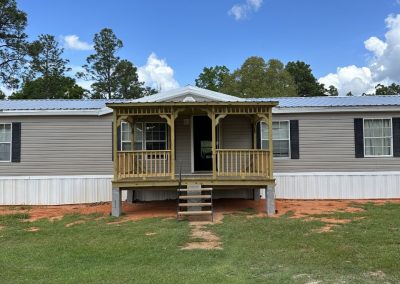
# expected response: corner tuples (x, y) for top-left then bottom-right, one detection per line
(267, 109), (273, 179)
(113, 111), (118, 180)
(211, 110), (217, 179)
(170, 112), (176, 180)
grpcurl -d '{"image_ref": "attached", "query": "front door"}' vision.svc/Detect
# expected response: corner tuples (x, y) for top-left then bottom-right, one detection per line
(193, 116), (212, 171)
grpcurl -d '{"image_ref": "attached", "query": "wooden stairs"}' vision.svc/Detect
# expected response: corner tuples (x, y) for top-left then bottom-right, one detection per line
(177, 185), (213, 221)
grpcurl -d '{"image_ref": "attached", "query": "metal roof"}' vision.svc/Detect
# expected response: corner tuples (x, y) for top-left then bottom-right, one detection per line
(252, 96), (400, 108)
(0, 99), (125, 111)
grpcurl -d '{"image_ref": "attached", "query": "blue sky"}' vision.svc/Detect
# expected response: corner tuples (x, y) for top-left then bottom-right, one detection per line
(10, 0), (400, 95)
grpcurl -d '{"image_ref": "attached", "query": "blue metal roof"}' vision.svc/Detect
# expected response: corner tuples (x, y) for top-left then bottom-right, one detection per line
(1, 95), (400, 111)
(251, 96), (400, 108)
(0, 99), (126, 111)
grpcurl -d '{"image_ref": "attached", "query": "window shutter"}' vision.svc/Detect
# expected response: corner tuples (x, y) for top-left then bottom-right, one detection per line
(256, 122), (261, 149)
(290, 120), (299, 159)
(354, 118), (364, 158)
(111, 122), (114, 161)
(117, 125), (121, 151)
(11, 122), (21, 163)
(393, 118), (400, 157)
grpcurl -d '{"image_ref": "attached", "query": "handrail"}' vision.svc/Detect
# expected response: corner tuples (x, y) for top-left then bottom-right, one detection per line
(216, 149), (270, 178)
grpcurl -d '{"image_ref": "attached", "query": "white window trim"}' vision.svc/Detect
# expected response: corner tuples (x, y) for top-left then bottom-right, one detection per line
(260, 120), (291, 159)
(363, 118), (393, 158)
(0, 123), (12, 163)
(120, 122), (132, 151)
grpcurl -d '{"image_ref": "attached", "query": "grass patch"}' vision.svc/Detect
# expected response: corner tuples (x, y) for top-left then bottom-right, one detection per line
(0, 203), (399, 283)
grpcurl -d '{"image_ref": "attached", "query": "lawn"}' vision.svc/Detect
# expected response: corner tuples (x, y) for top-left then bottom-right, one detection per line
(0, 202), (399, 283)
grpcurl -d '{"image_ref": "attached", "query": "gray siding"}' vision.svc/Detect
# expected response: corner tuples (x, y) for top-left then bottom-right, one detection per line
(0, 115), (113, 176)
(2, 110), (400, 177)
(273, 111), (400, 172)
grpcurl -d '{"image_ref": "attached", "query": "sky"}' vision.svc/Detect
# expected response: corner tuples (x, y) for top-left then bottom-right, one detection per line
(3, 0), (400, 96)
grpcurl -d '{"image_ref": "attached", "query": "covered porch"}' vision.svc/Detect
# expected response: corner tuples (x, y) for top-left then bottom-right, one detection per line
(107, 100), (277, 217)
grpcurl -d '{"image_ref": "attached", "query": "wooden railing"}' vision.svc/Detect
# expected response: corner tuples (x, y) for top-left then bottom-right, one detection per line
(117, 150), (171, 178)
(216, 149), (270, 178)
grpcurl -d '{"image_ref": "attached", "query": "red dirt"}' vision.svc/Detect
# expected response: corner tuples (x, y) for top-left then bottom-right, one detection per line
(0, 199), (399, 222)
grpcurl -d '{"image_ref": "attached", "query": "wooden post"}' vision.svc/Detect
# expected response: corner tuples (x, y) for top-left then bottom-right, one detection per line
(267, 108), (273, 179)
(170, 112), (176, 180)
(211, 109), (217, 179)
(113, 111), (118, 180)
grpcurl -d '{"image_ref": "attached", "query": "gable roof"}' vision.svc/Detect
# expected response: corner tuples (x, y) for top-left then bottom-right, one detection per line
(133, 85), (244, 102)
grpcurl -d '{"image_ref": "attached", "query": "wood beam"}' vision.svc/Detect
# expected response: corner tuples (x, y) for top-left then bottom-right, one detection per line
(170, 112), (176, 180)
(113, 111), (118, 179)
(267, 109), (273, 179)
(211, 109), (217, 179)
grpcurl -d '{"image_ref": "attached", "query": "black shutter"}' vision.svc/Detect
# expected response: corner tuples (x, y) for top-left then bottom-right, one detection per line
(117, 125), (121, 151)
(354, 118), (364, 158)
(393, 118), (400, 157)
(111, 122), (114, 161)
(11, 122), (21, 163)
(256, 122), (261, 149)
(290, 120), (299, 159)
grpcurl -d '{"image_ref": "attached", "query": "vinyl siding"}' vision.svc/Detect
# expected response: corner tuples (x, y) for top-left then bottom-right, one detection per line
(273, 111), (400, 172)
(0, 115), (113, 176)
(2, 110), (400, 177)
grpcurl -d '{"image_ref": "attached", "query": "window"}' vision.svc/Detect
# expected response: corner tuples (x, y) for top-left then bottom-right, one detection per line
(145, 123), (167, 150)
(121, 122), (132, 150)
(120, 122), (167, 151)
(261, 121), (290, 158)
(0, 124), (12, 162)
(363, 118), (392, 157)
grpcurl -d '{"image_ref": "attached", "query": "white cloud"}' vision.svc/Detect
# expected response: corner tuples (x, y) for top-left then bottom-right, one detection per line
(61, 35), (93, 51)
(0, 86), (12, 98)
(138, 53), (179, 91)
(228, 0), (263, 21)
(319, 14), (400, 96)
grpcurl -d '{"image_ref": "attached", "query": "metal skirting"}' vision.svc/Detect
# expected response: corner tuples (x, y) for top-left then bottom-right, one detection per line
(261, 172), (400, 199)
(1, 172), (400, 205)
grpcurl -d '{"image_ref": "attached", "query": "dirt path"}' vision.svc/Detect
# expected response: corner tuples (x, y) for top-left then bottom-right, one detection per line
(182, 221), (223, 250)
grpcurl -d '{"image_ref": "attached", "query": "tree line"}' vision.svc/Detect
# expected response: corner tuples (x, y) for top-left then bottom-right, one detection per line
(0, 0), (155, 100)
(0, 0), (399, 100)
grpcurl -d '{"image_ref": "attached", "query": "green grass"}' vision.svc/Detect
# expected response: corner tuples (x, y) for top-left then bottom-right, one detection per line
(0, 202), (400, 283)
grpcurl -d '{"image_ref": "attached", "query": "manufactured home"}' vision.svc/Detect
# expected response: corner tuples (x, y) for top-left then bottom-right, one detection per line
(1, 86), (400, 215)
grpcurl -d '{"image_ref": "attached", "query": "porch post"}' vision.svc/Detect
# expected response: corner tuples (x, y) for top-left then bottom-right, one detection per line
(170, 112), (176, 179)
(112, 187), (122, 217)
(266, 185), (276, 216)
(113, 111), (119, 179)
(211, 109), (217, 179)
(268, 109), (273, 179)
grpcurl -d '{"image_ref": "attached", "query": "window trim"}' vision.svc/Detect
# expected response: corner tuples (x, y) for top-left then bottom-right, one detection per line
(363, 118), (393, 158)
(120, 121), (168, 151)
(260, 120), (291, 159)
(120, 122), (133, 151)
(0, 123), (12, 163)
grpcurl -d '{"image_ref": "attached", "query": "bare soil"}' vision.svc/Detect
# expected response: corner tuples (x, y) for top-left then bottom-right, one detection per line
(0, 199), (399, 223)
(182, 222), (223, 250)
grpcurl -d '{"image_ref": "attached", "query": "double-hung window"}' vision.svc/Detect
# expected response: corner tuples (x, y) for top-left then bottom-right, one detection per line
(0, 124), (12, 162)
(363, 118), (392, 157)
(120, 122), (167, 151)
(261, 121), (290, 158)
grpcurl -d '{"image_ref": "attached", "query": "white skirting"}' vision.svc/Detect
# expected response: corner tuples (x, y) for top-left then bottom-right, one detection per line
(269, 171), (400, 199)
(0, 175), (114, 205)
(1, 172), (399, 205)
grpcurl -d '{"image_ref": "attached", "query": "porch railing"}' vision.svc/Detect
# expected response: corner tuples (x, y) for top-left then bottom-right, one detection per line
(117, 150), (171, 178)
(216, 149), (270, 178)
